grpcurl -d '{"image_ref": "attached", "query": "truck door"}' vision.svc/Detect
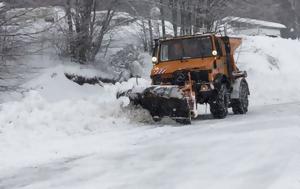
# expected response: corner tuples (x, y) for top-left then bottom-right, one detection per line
(214, 38), (228, 77)
(221, 36), (234, 80)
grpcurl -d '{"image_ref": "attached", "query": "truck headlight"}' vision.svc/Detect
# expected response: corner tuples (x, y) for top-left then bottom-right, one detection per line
(200, 84), (209, 91)
(152, 57), (158, 64)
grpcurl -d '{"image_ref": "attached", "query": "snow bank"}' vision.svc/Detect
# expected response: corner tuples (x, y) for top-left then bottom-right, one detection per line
(237, 36), (300, 105)
(0, 65), (151, 168)
(0, 66), (117, 133)
(23, 65), (149, 102)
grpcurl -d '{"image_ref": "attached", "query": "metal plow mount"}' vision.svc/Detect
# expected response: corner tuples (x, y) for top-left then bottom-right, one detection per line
(123, 86), (191, 121)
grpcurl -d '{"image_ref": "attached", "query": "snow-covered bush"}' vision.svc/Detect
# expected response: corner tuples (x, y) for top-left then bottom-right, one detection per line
(110, 45), (144, 82)
(63, 45), (146, 86)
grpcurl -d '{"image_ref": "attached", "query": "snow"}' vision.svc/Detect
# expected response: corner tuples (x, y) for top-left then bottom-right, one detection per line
(0, 65), (149, 168)
(1, 32), (300, 188)
(236, 36), (300, 105)
(1, 103), (300, 189)
(223, 16), (287, 29)
(141, 85), (184, 99)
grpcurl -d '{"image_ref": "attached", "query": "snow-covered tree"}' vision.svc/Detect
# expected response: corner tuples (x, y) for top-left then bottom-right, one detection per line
(61, 0), (136, 64)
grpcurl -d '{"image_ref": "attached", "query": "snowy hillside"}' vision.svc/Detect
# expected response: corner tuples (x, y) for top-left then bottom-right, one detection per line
(1, 36), (300, 189)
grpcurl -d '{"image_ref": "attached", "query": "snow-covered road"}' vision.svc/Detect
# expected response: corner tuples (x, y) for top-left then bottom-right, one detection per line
(1, 102), (300, 189)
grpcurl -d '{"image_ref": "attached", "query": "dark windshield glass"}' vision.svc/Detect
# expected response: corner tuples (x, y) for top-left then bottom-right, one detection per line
(160, 37), (212, 62)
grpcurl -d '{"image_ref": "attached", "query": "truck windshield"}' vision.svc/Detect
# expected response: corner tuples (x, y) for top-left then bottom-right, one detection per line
(160, 37), (212, 62)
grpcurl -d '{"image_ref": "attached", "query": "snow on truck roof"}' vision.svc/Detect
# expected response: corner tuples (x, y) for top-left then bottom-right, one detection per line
(159, 34), (242, 42)
(159, 33), (214, 41)
(223, 16), (287, 29)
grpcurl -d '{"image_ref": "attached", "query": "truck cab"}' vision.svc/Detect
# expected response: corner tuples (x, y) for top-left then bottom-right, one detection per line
(151, 34), (242, 83)
(149, 34), (249, 121)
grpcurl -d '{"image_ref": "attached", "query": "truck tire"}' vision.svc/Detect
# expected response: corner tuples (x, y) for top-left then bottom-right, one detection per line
(210, 84), (228, 119)
(175, 117), (192, 125)
(152, 116), (162, 122)
(231, 80), (249, 114)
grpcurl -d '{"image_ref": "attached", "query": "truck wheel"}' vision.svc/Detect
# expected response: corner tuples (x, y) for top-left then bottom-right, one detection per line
(175, 117), (192, 125)
(232, 81), (249, 114)
(152, 116), (162, 122)
(210, 84), (228, 119)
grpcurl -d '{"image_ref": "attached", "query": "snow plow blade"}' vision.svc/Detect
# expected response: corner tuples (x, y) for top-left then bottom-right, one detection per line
(118, 86), (192, 124)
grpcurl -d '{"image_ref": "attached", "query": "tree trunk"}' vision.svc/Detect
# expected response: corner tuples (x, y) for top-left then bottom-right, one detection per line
(148, 19), (153, 53)
(141, 19), (148, 52)
(77, 0), (93, 64)
(90, 9), (114, 62)
(170, 0), (178, 37)
(65, 0), (75, 58)
(160, 0), (166, 38)
(180, 1), (186, 35)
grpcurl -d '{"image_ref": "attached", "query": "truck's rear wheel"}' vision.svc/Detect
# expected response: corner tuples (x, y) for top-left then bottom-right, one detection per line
(210, 84), (228, 119)
(232, 81), (249, 114)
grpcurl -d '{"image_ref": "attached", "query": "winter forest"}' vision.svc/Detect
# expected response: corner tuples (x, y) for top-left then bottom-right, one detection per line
(1, 0), (300, 189)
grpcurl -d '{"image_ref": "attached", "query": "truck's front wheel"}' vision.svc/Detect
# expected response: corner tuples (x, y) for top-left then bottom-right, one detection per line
(209, 84), (229, 119)
(175, 117), (192, 125)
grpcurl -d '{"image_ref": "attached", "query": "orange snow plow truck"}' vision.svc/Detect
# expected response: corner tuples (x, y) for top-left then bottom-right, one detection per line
(119, 34), (250, 124)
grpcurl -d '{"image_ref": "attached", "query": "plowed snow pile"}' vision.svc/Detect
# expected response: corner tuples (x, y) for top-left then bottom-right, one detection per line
(1, 36), (300, 189)
(237, 36), (300, 105)
(0, 65), (151, 169)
